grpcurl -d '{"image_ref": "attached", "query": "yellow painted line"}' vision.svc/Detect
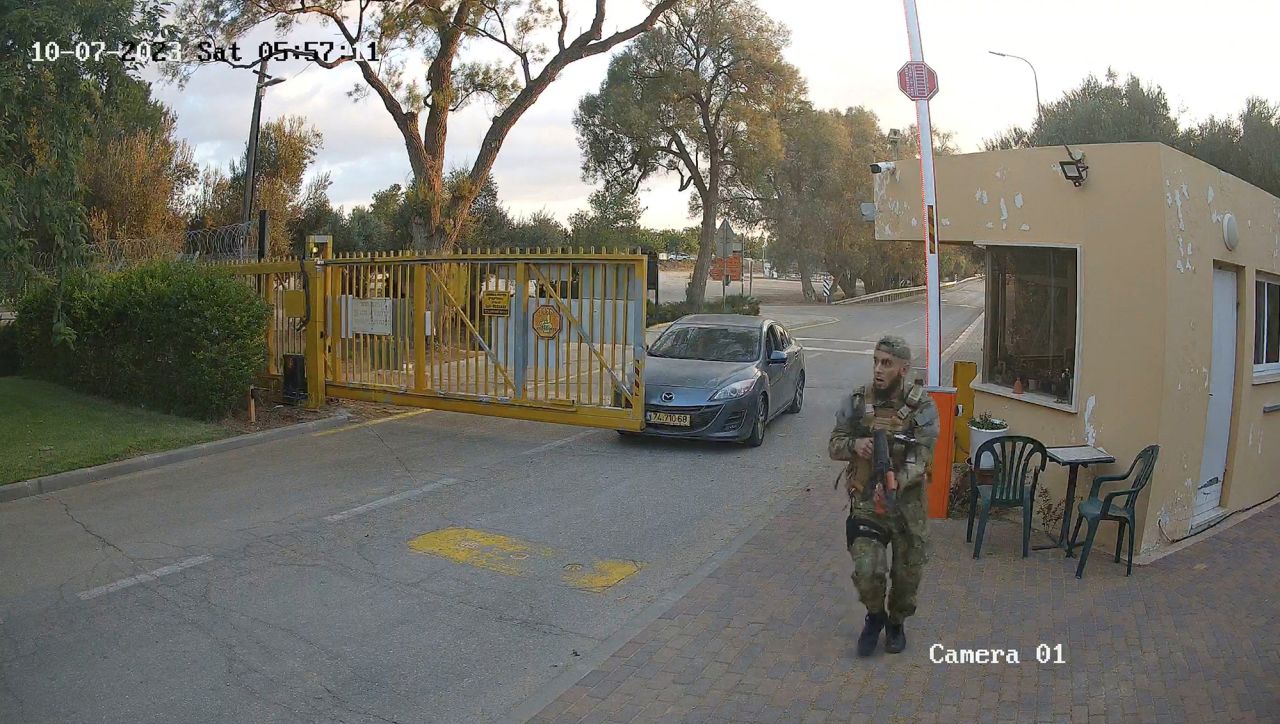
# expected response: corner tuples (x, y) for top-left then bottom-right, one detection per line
(314, 409), (430, 437)
(563, 559), (643, 592)
(407, 527), (555, 576)
(406, 526), (644, 593)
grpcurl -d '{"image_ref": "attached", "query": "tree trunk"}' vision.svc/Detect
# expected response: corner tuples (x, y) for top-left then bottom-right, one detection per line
(796, 254), (814, 301)
(687, 198), (717, 307)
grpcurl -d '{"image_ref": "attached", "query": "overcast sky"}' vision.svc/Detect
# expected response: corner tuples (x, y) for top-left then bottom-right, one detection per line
(148, 0), (1278, 231)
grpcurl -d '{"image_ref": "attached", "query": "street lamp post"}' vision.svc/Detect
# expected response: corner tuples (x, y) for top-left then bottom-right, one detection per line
(240, 58), (286, 227)
(988, 50), (1041, 126)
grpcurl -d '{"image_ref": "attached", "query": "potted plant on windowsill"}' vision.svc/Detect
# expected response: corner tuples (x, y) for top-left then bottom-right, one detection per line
(968, 412), (1009, 470)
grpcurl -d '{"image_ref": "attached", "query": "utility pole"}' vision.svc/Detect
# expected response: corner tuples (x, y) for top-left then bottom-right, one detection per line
(902, 0), (941, 388)
(989, 51), (1042, 127)
(240, 58), (285, 227)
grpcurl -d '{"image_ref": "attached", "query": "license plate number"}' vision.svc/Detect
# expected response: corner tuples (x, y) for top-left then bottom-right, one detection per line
(647, 411), (690, 426)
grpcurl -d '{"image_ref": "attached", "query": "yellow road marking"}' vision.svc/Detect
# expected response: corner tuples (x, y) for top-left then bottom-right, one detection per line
(563, 559), (643, 592)
(407, 527), (554, 576)
(314, 409), (430, 437)
(406, 527), (643, 592)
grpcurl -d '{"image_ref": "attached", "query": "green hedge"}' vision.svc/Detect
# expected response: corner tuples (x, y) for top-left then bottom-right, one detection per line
(14, 262), (271, 420)
(648, 294), (761, 325)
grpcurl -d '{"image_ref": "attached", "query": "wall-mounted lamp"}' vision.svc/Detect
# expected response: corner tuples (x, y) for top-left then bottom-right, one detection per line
(1060, 146), (1088, 187)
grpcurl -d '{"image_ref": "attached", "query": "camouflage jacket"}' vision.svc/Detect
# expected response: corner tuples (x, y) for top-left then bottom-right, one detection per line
(829, 381), (940, 497)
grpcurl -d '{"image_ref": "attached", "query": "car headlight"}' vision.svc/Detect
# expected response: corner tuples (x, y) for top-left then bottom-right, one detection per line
(710, 379), (755, 401)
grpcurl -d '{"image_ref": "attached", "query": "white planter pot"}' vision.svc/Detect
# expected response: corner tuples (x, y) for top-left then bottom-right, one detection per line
(968, 424), (1009, 470)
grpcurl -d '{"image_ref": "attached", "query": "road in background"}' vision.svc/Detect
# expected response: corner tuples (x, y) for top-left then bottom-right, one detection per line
(0, 281), (983, 723)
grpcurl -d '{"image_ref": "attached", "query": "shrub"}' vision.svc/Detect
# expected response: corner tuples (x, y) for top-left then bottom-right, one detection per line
(648, 294), (761, 325)
(969, 411), (1008, 430)
(14, 261), (271, 420)
(0, 323), (17, 376)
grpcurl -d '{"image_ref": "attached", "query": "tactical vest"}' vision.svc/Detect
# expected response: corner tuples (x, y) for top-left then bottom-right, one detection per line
(844, 382), (927, 495)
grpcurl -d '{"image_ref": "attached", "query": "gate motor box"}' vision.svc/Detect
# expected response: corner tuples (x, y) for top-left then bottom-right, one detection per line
(282, 353), (307, 405)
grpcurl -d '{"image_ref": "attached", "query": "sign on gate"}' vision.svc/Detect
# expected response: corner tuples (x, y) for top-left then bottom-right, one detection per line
(349, 298), (393, 335)
(531, 304), (562, 339)
(481, 290), (511, 316)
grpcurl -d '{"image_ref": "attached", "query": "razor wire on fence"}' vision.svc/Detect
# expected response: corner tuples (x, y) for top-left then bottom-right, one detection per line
(0, 222), (257, 310)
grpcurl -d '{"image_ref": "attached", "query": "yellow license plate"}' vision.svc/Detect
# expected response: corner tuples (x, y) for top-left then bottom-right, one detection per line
(647, 412), (691, 426)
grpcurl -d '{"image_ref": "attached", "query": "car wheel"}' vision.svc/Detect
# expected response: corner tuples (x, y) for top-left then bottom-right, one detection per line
(746, 395), (768, 447)
(787, 372), (805, 414)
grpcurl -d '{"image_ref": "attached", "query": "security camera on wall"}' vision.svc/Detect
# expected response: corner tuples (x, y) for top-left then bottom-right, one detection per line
(869, 161), (896, 174)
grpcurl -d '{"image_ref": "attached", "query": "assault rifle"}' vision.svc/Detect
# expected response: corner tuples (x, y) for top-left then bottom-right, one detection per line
(869, 430), (919, 515)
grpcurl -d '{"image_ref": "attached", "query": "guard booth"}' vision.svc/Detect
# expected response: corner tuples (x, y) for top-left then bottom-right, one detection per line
(234, 245), (648, 431)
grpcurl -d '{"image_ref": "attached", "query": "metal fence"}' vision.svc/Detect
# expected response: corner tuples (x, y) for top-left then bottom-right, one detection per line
(224, 247), (649, 432)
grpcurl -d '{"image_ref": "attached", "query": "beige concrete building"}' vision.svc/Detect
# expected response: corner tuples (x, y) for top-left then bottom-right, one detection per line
(873, 142), (1280, 554)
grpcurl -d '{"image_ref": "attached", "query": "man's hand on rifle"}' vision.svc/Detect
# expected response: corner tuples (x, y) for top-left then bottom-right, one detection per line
(854, 437), (874, 460)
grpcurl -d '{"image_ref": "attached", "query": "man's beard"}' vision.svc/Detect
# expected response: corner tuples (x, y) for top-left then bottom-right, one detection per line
(873, 374), (903, 401)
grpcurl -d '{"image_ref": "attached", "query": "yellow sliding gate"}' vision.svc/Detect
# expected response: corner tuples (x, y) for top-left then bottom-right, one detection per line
(233, 246), (648, 431)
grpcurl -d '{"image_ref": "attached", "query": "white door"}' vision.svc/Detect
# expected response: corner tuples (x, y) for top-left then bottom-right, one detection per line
(1195, 268), (1236, 525)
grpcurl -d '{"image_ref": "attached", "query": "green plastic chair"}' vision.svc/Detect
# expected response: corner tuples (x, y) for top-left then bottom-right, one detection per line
(1066, 445), (1160, 578)
(967, 435), (1048, 559)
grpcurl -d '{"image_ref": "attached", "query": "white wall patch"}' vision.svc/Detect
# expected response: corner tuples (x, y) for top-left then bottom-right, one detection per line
(1014, 193), (1024, 209)
(985, 222), (995, 229)
(1208, 186), (1215, 204)
(999, 198), (1009, 221)
(1083, 395), (1098, 446)
(941, 218), (951, 227)
(1020, 224), (1030, 231)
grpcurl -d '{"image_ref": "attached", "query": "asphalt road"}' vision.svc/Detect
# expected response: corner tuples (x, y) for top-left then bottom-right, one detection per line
(0, 280), (984, 724)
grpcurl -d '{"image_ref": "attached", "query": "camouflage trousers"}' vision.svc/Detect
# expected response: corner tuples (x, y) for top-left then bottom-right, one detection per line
(847, 488), (929, 623)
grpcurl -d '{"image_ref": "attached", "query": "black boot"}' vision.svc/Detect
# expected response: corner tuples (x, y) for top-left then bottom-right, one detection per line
(857, 611), (886, 657)
(884, 621), (906, 654)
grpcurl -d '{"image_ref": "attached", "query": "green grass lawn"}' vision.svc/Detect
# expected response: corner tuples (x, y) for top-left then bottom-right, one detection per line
(0, 377), (231, 485)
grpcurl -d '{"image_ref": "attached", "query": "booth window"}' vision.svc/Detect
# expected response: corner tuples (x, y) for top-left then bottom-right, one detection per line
(984, 246), (1078, 404)
(1256, 273), (1280, 377)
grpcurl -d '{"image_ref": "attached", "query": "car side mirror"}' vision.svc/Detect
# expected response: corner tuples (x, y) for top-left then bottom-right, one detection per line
(768, 350), (787, 364)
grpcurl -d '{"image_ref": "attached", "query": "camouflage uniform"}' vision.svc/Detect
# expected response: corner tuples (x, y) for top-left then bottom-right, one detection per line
(829, 338), (939, 625)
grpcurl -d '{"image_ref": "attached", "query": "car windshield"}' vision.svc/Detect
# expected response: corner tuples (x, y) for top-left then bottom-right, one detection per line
(648, 325), (760, 363)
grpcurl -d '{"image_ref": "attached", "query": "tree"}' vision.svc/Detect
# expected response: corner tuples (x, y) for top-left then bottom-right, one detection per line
(569, 185), (646, 249)
(188, 116), (328, 255)
(1179, 97), (1280, 197)
(981, 69), (1280, 197)
(173, 0), (680, 252)
(574, 0), (801, 306)
(1, 0), (170, 340)
(501, 209), (568, 248)
(80, 78), (197, 254)
(981, 69), (1179, 151)
(448, 169), (510, 248)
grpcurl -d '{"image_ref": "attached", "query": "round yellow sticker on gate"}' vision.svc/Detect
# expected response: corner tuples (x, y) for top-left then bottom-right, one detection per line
(532, 305), (562, 339)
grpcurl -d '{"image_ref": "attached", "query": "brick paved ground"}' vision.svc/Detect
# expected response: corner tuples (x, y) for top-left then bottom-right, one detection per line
(531, 491), (1280, 723)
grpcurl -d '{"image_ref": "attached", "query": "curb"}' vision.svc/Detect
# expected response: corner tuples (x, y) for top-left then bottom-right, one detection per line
(834, 274), (983, 305)
(0, 411), (351, 504)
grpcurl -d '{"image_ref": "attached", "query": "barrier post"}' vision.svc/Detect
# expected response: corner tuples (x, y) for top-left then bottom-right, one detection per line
(953, 361), (977, 463)
(925, 386), (957, 519)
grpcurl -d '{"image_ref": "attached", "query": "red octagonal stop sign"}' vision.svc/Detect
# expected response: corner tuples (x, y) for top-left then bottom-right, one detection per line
(898, 61), (938, 101)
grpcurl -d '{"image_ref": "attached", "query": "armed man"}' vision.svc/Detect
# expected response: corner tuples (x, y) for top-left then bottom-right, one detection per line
(829, 335), (939, 656)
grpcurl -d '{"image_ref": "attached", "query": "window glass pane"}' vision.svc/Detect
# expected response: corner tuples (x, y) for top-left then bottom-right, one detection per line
(1258, 281), (1267, 366)
(1268, 282), (1280, 364)
(986, 246), (1077, 398)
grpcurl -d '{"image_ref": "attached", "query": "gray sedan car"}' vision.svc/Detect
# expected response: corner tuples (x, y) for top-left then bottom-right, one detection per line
(623, 314), (805, 446)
